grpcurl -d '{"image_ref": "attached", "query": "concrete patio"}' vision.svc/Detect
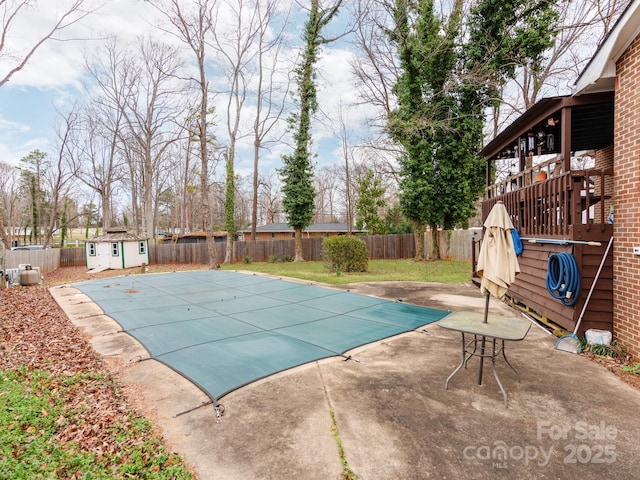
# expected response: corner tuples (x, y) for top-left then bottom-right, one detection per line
(50, 276), (640, 480)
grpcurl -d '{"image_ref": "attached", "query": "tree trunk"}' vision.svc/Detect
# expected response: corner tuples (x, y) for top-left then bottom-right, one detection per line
(413, 220), (424, 260)
(294, 227), (304, 262)
(0, 223), (10, 249)
(143, 152), (155, 243)
(431, 225), (440, 260)
(224, 149), (235, 264)
(251, 139), (259, 241)
(102, 184), (111, 230)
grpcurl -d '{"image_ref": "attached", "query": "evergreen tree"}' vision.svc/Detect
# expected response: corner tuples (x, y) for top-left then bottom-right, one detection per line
(388, 0), (484, 259)
(355, 169), (387, 235)
(280, 0), (343, 261)
(387, 0), (557, 259)
(18, 150), (49, 245)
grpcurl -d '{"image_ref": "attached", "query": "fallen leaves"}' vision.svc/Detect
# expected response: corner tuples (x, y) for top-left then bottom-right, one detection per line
(0, 285), (102, 375)
(1, 269), (197, 478)
(1, 284), (151, 458)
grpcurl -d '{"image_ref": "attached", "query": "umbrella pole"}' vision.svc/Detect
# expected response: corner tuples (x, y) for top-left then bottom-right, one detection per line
(483, 291), (490, 323)
(479, 291), (490, 384)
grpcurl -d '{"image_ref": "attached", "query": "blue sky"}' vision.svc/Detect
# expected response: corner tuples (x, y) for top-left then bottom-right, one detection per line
(0, 1), (373, 177)
(0, 87), (62, 164)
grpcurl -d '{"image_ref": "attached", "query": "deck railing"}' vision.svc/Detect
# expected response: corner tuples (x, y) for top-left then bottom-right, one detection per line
(483, 167), (613, 238)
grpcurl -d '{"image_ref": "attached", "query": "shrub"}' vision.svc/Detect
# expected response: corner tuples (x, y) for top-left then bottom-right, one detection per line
(321, 235), (369, 273)
(268, 254), (280, 263)
(242, 255), (252, 264)
(283, 254), (293, 262)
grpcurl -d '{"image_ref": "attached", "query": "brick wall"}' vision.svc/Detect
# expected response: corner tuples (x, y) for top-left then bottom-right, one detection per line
(614, 32), (640, 359)
(594, 145), (614, 221)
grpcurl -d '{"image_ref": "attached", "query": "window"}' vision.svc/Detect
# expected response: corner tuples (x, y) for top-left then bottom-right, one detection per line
(111, 242), (119, 256)
(88, 242), (96, 256)
(138, 241), (146, 255)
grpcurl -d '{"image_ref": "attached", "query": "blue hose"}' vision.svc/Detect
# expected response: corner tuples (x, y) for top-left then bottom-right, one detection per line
(546, 252), (580, 306)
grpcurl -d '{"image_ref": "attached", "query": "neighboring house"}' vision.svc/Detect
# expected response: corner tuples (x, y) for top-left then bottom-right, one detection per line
(161, 231), (230, 244)
(478, 0), (640, 358)
(86, 228), (149, 271)
(238, 223), (363, 241)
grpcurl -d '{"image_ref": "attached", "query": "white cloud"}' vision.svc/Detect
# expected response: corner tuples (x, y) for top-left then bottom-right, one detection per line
(0, 0), (163, 89)
(0, 116), (30, 135)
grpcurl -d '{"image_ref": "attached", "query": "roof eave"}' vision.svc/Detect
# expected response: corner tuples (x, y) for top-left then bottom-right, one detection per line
(574, 0), (640, 96)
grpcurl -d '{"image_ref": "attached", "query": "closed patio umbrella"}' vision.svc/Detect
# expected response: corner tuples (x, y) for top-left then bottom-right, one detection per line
(475, 201), (521, 384)
(476, 201), (521, 319)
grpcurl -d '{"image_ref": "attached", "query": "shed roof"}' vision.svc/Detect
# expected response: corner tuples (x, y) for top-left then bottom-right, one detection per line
(91, 229), (146, 242)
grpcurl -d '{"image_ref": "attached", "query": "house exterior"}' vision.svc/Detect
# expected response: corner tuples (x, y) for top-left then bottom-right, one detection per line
(239, 223), (363, 241)
(574, 0), (640, 359)
(161, 231), (229, 244)
(478, 0), (640, 358)
(86, 228), (149, 271)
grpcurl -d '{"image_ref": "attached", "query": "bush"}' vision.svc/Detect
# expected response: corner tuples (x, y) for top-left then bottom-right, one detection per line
(242, 255), (252, 264)
(321, 235), (369, 273)
(268, 254), (280, 263)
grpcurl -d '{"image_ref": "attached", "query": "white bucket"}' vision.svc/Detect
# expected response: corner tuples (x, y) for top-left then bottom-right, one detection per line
(585, 329), (612, 346)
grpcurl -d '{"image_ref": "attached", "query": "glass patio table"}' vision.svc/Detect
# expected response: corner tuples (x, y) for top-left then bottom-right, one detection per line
(438, 311), (531, 407)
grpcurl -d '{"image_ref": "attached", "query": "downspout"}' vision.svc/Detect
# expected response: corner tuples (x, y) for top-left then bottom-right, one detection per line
(121, 241), (125, 269)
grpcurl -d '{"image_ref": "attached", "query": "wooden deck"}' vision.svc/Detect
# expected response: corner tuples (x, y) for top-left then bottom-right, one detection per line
(479, 167), (614, 335)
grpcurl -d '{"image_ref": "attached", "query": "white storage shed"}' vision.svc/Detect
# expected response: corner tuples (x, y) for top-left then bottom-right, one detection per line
(86, 228), (149, 271)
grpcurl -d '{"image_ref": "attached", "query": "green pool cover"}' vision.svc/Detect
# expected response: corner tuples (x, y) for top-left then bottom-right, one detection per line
(73, 270), (448, 404)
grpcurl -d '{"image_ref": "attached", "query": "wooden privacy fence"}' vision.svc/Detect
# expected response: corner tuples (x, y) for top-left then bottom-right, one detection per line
(3, 249), (62, 274)
(151, 233), (419, 265)
(4, 231), (478, 274)
(59, 248), (87, 268)
(425, 229), (480, 263)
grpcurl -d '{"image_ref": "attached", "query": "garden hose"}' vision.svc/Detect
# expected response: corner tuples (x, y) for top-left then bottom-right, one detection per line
(546, 252), (580, 306)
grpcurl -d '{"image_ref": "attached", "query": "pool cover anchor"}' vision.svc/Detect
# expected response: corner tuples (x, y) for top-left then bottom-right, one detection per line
(214, 404), (225, 423)
(341, 354), (364, 364)
(174, 400), (225, 421)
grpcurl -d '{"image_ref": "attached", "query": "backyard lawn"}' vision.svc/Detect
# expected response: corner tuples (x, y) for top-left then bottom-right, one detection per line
(220, 259), (472, 285)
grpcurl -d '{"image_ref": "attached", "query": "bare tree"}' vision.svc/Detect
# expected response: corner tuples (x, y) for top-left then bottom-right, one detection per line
(314, 164), (344, 222)
(0, 161), (22, 247)
(117, 38), (185, 241)
(73, 104), (126, 232)
(257, 171), (282, 225)
(494, 0), (633, 136)
(41, 106), (81, 246)
(83, 37), (141, 232)
(209, 0), (264, 263)
(149, 0), (221, 266)
(249, 0), (292, 240)
(0, 0), (97, 86)
(350, 0), (399, 127)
